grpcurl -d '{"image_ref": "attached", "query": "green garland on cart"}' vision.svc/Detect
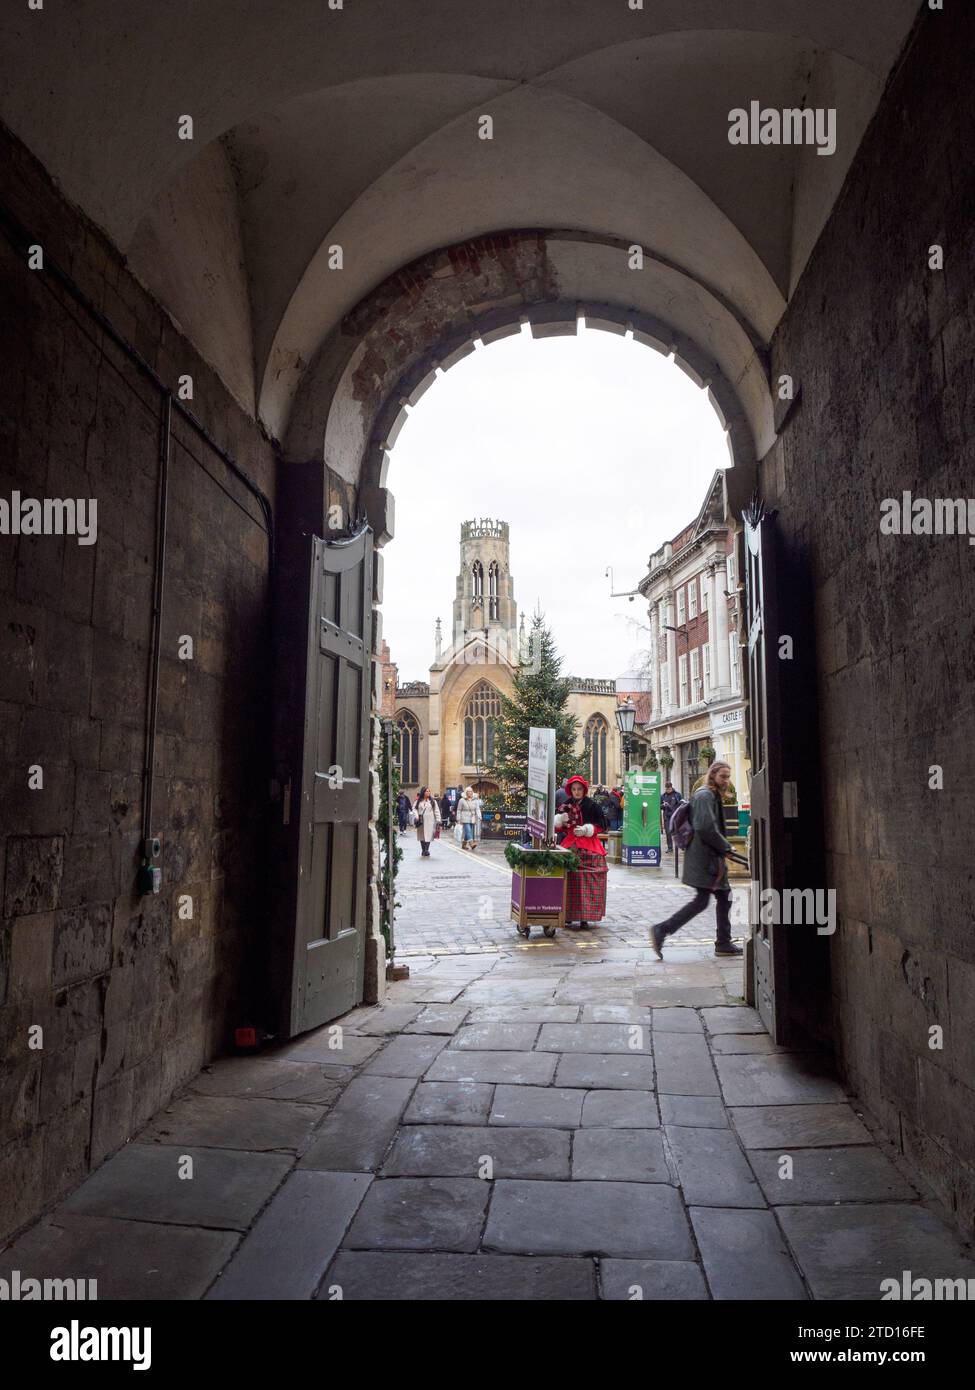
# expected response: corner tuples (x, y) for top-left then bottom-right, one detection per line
(504, 843), (580, 873)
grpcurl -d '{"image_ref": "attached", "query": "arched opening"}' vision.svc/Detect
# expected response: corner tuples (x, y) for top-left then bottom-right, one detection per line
(462, 680), (502, 773)
(395, 710), (420, 788)
(585, 714), (609, 787)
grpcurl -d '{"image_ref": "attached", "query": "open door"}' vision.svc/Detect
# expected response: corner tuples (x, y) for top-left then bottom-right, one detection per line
(270, 510), (373, 1039)
(743, 498), (830, 1047)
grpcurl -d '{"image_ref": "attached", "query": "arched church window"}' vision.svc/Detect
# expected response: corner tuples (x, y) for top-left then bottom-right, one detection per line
(471, 560), (483, 604)
(395, 711), (420, 786)
(463, 680), (501, 767)
(488, 561), (500, 620)
(585, 714), (609, 786)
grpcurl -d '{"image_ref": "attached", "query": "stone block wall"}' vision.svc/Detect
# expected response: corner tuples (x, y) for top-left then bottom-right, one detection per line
(761, 5), (975, 1231)
(0, 122), (277, 1241)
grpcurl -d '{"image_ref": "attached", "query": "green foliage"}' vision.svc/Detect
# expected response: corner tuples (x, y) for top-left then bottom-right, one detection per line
(658, 749), (674, 768)
(643, 748), (659, 771)
(377, 723), (403, 954)
(488, 610), (584, 797)
(504, 843), (580, 873)
(698, 743), (717, 766)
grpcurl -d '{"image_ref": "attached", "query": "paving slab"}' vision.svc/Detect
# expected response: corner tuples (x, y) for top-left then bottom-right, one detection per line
(653, 1033), (720, 1096)
(461, 980), (559, 1003)
(776, 1204), (975, 1300)
(382, 1125), (570, 1179)
(483, 1180), (693, 1259)
(714, 1053), (847, 1107)
(0, 1215), (239, 1301)
(651, 1009), (704, 1033)
(448, 1022), (540, 1051)
(554, 1053), (655, 1090)
(138, 1093), (324, 1152)
(343, 1178), (489, 1252)
(403, 1081), (495, 1126)
(701, 1006), (766, 1034)
(579, 1005), (653, 1024)
(748, 1147), (919, 1205)
(344, 1003), (425, 1034)
(664, 1126), (765, 1207)
(60, 1143), (292, 1230)
(600, 1259), (709, 1301)
(489, 1085), (584, 1128)
(710, 1034), (795, 1054)
(426, 1049), (557, 1086)
(323, 1250), (596, 1300)
(464, 1004), (579, 1023)
(659, 1095), (728, 1128)
(581, 1090), (660, 1128)
(572, 1129), (672, 1183)
(689, 1207), (807, 1300)
(633, 986), (726, 1008)
(206, 1171), (371, 1299)
(272, 1032), (383, 1066)
(536, 1023), (652, 1054)
(299, 1076), (415, 1171)
(730, 1104), (874, 1149)
(361, 1034), (449, 1077)
(404, 1006), (471, 1034)
(188, 1057), (345, 1106)
(400, 984), (468, 1003)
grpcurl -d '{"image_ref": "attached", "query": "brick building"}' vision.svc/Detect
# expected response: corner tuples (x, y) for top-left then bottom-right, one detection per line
(638, 473), (748, 797)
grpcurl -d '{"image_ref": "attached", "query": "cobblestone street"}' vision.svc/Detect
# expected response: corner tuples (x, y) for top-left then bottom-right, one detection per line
(392, 833), (748, 958)
(4, 842), (973, 1302)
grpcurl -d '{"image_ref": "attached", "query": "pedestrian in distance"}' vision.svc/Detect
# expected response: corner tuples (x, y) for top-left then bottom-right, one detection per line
(456, 785), (483, 850)
(440, 790), (453, 827)
(412, 786), (441, 857)
(651, 761), (743, 957)
(396, 790), (412, 834)
(607, 786), (623, 832)
(660, 780), (682, 853)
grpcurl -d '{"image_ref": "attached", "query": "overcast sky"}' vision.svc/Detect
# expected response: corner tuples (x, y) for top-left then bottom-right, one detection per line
(383, 325), (729, 683)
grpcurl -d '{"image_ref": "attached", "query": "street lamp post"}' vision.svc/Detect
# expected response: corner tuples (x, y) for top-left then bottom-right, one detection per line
(615, 698), (636, 779)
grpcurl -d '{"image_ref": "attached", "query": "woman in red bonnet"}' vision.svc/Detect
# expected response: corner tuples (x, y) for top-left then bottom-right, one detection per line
(554, 774), (608, 930)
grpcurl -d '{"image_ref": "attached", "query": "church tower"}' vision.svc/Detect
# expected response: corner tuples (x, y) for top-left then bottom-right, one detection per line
(450, 518), (518, 657)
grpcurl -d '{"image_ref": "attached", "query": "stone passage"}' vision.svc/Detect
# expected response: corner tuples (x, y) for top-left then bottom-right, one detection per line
(2, 940), (971, 1301)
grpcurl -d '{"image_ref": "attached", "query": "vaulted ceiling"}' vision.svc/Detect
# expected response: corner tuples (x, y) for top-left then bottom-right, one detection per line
(0, 0), (921, 443)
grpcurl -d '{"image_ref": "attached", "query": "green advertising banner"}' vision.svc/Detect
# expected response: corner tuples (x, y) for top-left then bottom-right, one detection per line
(623, 770), (661, 866)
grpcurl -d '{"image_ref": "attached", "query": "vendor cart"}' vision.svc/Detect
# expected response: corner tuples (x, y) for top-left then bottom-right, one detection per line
(506, 844), (577, 938)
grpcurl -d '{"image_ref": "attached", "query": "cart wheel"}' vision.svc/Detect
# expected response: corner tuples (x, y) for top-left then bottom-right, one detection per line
(517, 925), (531, 938)
(543, 925), (557, 938)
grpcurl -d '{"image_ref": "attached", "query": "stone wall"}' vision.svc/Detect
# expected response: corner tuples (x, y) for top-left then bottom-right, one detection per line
(0, 123), (277, 1241)
(761, 6), (975, 1232)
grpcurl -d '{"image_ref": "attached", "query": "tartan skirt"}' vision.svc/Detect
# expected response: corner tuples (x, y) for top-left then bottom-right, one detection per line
(565, 849), (608, 922)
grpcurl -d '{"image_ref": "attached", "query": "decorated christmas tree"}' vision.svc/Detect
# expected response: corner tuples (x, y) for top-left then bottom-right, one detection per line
(489, 610), (583, 799)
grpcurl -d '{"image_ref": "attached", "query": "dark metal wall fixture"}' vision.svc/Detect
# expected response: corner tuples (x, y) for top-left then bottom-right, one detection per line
(0, 200), (277, 888)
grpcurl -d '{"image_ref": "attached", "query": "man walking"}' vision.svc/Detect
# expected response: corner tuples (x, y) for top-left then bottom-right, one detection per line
(660, 780), (682, 853)
(651, 762), (743, 957)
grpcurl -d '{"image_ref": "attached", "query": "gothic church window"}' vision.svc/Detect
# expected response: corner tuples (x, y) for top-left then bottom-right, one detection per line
(396, 710), (420, 786)
(488, 561), (499, 620)
(471, 560), (483, 607)
(463, 681), (500, 766)
(585, 714), (609, 785)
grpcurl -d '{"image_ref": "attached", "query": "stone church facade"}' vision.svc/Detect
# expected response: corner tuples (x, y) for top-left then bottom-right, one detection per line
(392, 520), (621, 796)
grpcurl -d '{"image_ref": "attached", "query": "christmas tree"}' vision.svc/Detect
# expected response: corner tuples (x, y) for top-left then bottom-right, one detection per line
(489, 610), (584, 799)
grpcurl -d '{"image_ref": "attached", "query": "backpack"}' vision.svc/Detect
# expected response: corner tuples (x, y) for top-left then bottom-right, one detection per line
(668, 799), (695, 851)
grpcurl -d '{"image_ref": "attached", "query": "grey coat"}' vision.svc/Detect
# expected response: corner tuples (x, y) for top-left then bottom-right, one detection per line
(681, 786), (732, 891)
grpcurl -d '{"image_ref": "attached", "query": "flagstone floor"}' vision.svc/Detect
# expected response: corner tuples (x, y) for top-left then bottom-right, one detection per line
(4, 864), (973, 1300)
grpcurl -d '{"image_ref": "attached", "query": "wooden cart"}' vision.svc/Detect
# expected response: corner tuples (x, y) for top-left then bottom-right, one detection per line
(508, 848), (574, 938)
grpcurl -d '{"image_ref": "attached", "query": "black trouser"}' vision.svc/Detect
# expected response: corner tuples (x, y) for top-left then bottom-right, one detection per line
(658, 888), (732, 945)
(420, 841), (430, 855)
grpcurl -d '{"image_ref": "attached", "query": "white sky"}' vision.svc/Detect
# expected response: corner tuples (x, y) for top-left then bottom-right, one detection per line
(383, 325), (729, 683)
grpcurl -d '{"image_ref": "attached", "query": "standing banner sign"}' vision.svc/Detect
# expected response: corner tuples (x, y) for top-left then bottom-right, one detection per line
(526, 727), (556, 840)
(623, 769), (661, 865)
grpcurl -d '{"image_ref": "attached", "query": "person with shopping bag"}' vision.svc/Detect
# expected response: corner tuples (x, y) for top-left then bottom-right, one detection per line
(455, 785), (483, 850)
(412, 786), (441, 858)
(553, 774), (608, 930)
